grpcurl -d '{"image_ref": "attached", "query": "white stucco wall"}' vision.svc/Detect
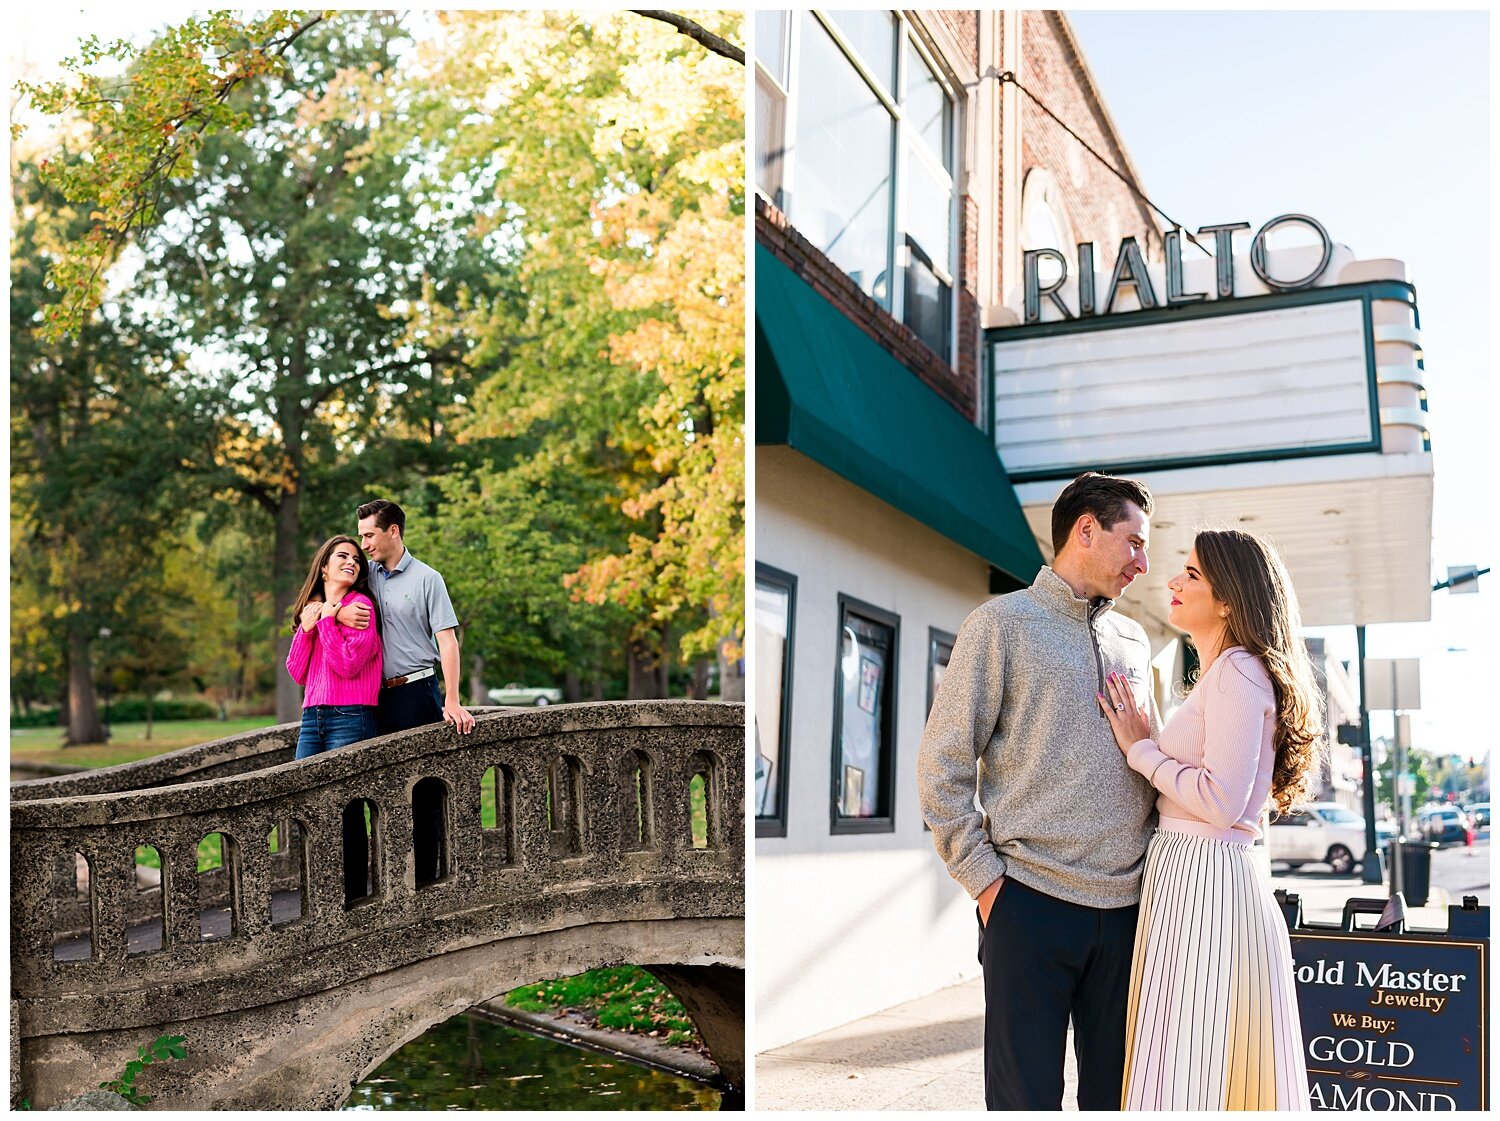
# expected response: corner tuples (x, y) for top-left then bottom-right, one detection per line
(754, 446), (1001, 1050)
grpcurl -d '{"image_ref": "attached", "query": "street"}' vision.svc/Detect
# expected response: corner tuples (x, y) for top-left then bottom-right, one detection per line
(1426, 835), (1490, 904)
(1270, 836), (1489, 928)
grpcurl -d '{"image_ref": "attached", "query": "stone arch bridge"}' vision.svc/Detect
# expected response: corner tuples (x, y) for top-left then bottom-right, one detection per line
(11, 700), (744, 1109)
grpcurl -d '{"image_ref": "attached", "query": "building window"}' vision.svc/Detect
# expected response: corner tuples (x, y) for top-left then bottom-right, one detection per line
(927, 628), (956, 716)
(754, 10), (790, 208)
(755, 564), (797, 838)
(901, 35), (955, 358)
(761, 11), (959, 361)
(792, 13), (896, 306)
(832, 596), (899, 834)
(922, 628), (956, 833)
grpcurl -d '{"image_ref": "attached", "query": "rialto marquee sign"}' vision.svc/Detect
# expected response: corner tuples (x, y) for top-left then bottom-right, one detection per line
(987, 213), (1426, 482)
(1021, 213), (1335, 324)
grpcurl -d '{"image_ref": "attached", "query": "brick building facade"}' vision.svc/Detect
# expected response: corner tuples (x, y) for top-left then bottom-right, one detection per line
(753, 9), (1163, 1051)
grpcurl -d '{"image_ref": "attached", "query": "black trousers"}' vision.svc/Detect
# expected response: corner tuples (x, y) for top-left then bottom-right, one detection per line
(342, 677), (446, 903)
(978, 877), (1138, 1111)
(375, 675), (443, 736)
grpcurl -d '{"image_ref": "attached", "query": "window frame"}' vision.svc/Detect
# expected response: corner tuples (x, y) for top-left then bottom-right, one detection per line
(755, 563), (798, 839)
(753, 10), (792, 210)
(923, 627), (957, 833)
(830, 594), (900, 835)
(926, 627), (957, 718)
(765, 10), (962, 364)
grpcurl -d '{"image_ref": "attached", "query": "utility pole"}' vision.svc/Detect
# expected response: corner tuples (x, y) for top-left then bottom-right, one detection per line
(1356, 625), (1383, 885)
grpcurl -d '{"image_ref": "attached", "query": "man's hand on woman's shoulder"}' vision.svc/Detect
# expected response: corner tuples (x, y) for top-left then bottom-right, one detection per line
(336, 600), (371, 630)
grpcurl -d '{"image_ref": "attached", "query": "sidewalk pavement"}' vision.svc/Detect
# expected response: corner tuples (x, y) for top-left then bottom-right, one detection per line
(754, 974), (1011, 1111)
(755, 873), (1470, 1111)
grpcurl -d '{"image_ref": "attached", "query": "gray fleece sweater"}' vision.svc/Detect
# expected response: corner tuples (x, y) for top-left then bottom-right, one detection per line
(917, 566), (1160, 909)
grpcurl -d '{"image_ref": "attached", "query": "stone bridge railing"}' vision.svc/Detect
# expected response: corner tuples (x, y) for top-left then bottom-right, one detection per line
(12, 701), (744, 1107)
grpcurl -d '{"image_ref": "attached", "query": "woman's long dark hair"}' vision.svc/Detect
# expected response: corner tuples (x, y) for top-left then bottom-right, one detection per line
(289, 535), (379, 636)
(1193, 529), (1326, 813)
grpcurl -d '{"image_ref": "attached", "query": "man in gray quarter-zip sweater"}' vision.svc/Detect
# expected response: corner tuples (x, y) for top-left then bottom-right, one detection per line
(918, 472), (1160, 1112)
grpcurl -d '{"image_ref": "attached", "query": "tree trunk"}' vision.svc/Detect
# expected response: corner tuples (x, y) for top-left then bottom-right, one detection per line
(563, 671), (582, 703)
(626, 628), (669, 700)
(469, 653), (486, 708)
(64, 620), (106, 746)
(717, 638), (745, 703)
(273, 487), (303, 724)
(690, 658), (711, 700)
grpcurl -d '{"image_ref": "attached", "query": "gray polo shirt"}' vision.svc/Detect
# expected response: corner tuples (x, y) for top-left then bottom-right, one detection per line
(368, 550), (460, 678)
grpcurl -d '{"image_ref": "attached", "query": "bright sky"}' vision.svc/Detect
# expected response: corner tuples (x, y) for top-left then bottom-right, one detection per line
(1069, 10), (1492, 765)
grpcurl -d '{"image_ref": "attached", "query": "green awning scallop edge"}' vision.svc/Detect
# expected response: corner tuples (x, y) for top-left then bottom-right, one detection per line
(755, 242), (1044, 586)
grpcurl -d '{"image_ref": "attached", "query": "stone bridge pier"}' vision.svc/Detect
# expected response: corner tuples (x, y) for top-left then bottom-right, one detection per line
(11, 701), (744, 1109)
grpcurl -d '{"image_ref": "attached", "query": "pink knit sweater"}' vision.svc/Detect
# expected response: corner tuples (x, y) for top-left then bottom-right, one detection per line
(1125, 648), (1277, 844)
(285, 591), (382, 707)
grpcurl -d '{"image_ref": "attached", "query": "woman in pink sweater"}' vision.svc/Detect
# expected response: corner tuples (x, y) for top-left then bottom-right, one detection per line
(1099, 529), (1324, 1110)
(286, 535), (383, 760)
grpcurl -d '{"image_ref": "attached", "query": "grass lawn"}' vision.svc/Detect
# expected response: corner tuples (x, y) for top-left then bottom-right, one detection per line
(506, 966), (699, 1047)
(11, 717), (281, 771)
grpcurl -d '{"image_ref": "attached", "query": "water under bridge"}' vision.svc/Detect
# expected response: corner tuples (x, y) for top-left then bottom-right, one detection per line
(10, 700), (744, 1109)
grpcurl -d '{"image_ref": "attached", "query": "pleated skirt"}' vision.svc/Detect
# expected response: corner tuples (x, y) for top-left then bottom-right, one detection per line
(1122, 827), (1310, 1110)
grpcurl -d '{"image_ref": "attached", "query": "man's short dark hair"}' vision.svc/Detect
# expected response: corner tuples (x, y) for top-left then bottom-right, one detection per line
(357, 499), (406, 536)
(1050, 472), (1153, 556)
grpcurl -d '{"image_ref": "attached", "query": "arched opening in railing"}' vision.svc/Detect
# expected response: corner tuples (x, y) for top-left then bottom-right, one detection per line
(688, 752), (719, 851)
(546, 754), (585, 858)
(197, 831), (241, 941)
(480, 764), (516, 866)
(412, 777), (452, 888)
(267, 819), (309, 927)
(51, 851), (93, 962)
(130, 844), (165, 955)
(343, 799), (381, 908)
(621, 749), (656, 852)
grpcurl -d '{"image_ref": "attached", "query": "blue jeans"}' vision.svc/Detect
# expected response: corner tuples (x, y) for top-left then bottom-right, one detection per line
(295, 705), (377, 760)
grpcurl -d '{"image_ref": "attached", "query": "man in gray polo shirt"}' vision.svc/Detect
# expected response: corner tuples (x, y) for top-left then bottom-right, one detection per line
(339, 498), (475, 736)
(338, 498), (472, 888)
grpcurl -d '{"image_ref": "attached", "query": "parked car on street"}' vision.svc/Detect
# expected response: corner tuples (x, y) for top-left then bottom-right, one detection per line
(1415, 805), (1470, 845)
(487, 682), (563, 707)
(1464, 802), (1489, 830)
(1266, 802), (1386, 874)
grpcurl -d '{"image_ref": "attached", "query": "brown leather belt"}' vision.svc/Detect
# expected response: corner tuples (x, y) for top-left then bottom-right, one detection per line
(382, 666), (436, 690)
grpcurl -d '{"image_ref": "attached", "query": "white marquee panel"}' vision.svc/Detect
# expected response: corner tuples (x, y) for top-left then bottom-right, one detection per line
(991, 300), (1374, 475)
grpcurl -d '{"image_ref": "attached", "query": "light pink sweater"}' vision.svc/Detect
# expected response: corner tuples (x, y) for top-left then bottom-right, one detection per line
(1125, 647), (1276, 844)
(285, 591), (382, 707)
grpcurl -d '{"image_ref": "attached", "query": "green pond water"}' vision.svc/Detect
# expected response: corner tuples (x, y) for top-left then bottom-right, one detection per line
(343, 1011), (723, 1111)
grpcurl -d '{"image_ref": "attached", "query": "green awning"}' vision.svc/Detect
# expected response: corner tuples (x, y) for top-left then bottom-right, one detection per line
(756, 243), (1045, 586)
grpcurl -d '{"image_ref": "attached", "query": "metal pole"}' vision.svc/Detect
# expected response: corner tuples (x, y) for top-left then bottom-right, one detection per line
(1356, 625), (1384, 885)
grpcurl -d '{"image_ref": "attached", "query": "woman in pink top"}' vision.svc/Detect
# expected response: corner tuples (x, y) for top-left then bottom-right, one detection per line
(286, 535), (383, 760)
(1099, 529), (1325, 1110)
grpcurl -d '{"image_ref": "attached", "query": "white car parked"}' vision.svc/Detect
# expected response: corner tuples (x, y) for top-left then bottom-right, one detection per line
(487, 682), (563, 706)
(1266, 802), (1377, 875)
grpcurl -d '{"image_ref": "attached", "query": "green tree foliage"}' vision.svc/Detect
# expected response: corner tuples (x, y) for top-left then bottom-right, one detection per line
(396, 11), (746, 686)
(1376, 742), (1433, 811)
(10, 156), (214, 744)
(117, 12), (504, 719)
(16, 11), (745, 710)
(15, 11), (326, 340)
(417, 452), (633, 698)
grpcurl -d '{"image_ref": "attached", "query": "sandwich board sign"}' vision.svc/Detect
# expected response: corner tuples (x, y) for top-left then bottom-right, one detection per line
(1280, 896), (1487, 1110)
